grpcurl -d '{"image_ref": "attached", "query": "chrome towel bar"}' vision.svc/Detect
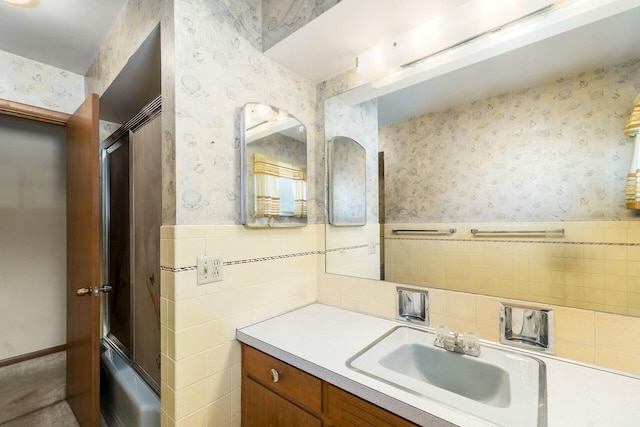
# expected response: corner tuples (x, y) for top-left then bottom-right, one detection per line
(392, 228), (456, 235)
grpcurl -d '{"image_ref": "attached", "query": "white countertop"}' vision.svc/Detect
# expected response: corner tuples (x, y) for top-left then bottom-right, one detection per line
(236, 303), (640, 427)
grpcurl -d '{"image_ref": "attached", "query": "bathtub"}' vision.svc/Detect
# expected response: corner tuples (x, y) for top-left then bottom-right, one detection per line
(100, 343), (160, 427)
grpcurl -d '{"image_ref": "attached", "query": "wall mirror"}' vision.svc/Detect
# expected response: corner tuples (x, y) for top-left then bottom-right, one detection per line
(329, 136), (367, 226)
(241, 103), (308, 228)
(324, 4), (640, 316)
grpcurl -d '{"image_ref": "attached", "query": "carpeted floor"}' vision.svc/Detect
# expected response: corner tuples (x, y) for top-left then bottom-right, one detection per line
(0, 401), (109, 427)
(0, 351), (109, 427)
(0, 401), (79, 427)
(0, 352), (66, 424)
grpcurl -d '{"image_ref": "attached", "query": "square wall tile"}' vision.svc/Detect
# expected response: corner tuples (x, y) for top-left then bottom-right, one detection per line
(161, 381), (176, 421)
(446, 291), (476, 322)
(596, 313), (640, 355)
(428, 288), (447, 317)
(446, 317), (476, 334)
(161, 270), (175, 300)
(206, 368), (232, 405)
(207, 342), (234, 376)
(596, 348), (640, 375)
(174, 270), (205, 302)
(476, 322), (499, 342)
(476, 296), (500, 326)
(174, 325), (210, 360)
(554, 307), (594, 345)
(207, 395), (232, 427)
(174, 238), (206, 268)
(555, 340), (595, 364)
(174, 352), (208, 390)
(174, 379), (206, 420)
(175, 408), (206, 427)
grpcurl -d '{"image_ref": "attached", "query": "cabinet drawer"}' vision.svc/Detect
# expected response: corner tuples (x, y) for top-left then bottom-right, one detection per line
(242, 344), (322, 414)
(325, 383), (419, 427)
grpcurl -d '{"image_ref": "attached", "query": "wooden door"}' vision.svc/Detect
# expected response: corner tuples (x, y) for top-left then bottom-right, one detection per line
(66, 94), (100, 427)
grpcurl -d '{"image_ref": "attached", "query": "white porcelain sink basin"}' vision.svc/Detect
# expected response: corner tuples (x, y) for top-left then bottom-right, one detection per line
(347, 326), (546, 427)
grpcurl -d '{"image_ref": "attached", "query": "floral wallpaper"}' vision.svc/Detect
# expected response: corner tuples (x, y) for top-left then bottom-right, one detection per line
(99, 120), (122, 142)
(379, 59), (640, 223)
(0, 50), (84, 114)
(173, 0), (319, 225)
(84, 0), (173, 223)
(85, 0), (164, 97)
(262, 0), (340, 51)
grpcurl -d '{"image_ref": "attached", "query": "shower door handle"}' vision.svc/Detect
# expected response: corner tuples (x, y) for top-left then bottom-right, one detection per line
(76, 285), (112, 297)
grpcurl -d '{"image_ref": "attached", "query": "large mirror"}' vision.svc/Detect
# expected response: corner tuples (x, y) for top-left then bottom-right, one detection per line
(324, 5), (640, 316)
(328, 136), (367, 226)
(241, 103), (308, 228)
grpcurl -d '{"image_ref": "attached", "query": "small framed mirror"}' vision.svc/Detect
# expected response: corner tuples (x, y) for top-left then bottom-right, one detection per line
(240, 103), (308, 228)
(328, 136), (366, 226)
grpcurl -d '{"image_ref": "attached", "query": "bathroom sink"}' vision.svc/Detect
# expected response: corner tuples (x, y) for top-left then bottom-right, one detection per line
(347, 326), (546, 427)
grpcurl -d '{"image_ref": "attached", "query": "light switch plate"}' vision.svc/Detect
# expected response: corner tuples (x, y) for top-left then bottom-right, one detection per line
(197, 256), (223, 285)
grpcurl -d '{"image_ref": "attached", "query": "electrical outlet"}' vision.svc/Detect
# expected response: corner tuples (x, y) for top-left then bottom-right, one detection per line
(197, 256), (224, 285)
(368, 241), (376, 254)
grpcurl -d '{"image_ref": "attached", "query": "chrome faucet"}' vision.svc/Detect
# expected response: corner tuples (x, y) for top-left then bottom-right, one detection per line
(433, 326), (481, 357)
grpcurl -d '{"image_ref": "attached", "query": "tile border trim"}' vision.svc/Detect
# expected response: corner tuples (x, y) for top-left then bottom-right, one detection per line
(160, 250), (324, 272)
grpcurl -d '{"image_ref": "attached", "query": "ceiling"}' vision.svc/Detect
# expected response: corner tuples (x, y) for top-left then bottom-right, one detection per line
(376, 5), (640, 125)
(265, 0), (640, 125)
(2, 0), (640, 127)
(264, 0), (469, 84)
(0, 0), (127, 74)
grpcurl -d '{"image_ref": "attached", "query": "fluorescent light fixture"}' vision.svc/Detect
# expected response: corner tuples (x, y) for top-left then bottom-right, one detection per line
(356, 0), (554, 78)
(2, 0), (39, 7)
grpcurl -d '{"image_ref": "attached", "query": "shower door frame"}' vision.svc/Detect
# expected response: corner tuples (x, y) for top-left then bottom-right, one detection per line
(101, 134), (133, 359)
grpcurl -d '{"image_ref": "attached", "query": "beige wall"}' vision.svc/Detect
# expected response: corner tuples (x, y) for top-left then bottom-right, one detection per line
(161, 0), (320, 425)
(160, 225), (319, 426)
(0, 116), (67, 360)
(0, 49), (83, 362)
(385, 220), (640, 316)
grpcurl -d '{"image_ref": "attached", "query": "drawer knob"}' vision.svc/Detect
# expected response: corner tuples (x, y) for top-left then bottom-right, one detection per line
(269, 368), (280, 383)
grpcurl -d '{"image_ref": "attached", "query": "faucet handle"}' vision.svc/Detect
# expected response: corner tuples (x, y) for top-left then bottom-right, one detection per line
(435, 325), (449, 345)
(463, 332), (480, 355)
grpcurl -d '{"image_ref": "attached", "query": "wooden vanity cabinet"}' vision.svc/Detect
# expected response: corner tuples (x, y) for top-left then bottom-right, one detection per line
(241, 344), (419, 427)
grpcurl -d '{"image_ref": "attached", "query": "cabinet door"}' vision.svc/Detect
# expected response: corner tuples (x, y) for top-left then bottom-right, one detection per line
(242, 377), (322, 427)
(325, 384), (419, 427)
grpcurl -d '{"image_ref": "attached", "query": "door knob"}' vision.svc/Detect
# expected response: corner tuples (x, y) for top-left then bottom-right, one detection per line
(76, 285), (112, 297)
